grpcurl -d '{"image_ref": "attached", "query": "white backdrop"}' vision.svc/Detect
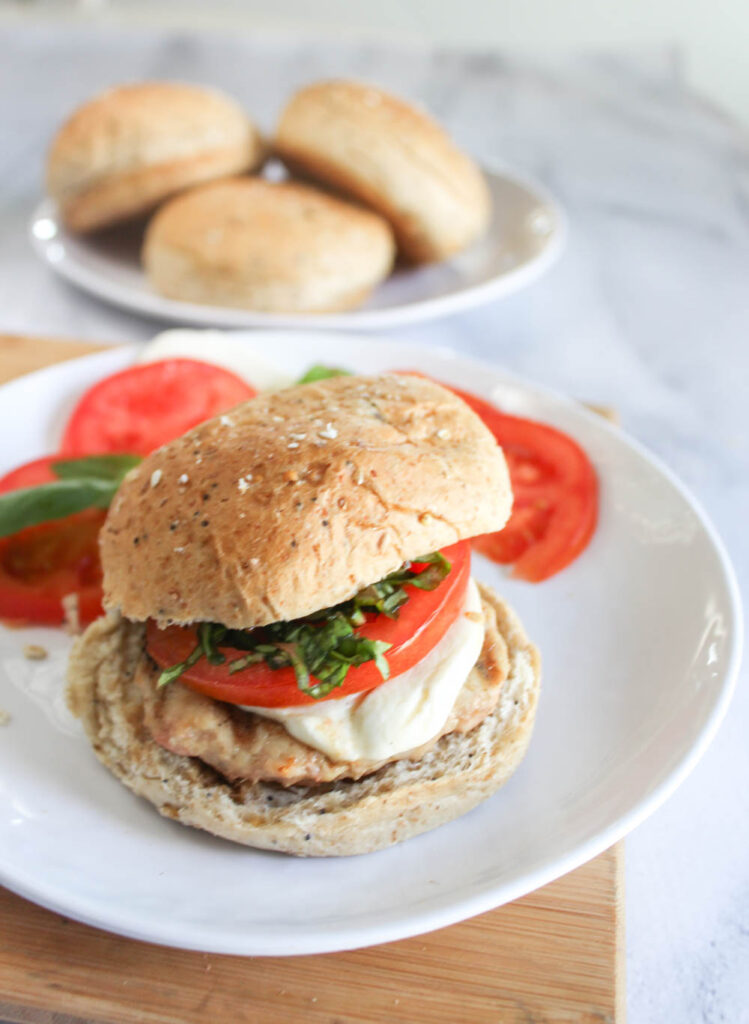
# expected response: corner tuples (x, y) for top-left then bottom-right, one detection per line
(2, 0), (747, 126)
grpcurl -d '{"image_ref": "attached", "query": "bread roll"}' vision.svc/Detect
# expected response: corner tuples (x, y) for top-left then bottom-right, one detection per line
(276, 79), (491, 263)
(101, 373), (512, 629)
(142, 177), (395, 312)
(47, 82), (264, 232)
(66, 585), (540, 856)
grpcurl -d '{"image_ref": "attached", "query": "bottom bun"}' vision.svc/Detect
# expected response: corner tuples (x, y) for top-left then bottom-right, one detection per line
(66, 584), (540, 857)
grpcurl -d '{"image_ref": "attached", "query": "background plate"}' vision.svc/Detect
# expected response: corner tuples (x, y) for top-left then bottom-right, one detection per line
(29, 167), (565, 330)
(0, 333), (740, 955)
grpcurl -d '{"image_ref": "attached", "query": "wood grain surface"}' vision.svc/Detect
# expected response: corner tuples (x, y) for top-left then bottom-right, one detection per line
(0, 333), (625, 1024)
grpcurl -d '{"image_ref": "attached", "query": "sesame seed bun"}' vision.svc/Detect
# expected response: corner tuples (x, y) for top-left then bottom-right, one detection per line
(100, 373), (512, 629)
(141, 177), (395, 313)
(275, 79), (491, 263)
(46, 82), (265, 233)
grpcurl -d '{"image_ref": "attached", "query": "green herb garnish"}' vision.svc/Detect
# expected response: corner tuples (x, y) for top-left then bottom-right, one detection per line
(0, 454), (141, 539)
(51, 454), (142, 483)
(157, 551), (452, 699)
(295, 365), (351, 385)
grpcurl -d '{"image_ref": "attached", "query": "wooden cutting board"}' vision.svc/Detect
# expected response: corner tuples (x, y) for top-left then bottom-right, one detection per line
(0, 334), (625, 1024)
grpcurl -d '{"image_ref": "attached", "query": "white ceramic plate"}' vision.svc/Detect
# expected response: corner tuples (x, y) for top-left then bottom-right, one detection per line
(29, 166), (565, 330)
(0, 333), (741, 955)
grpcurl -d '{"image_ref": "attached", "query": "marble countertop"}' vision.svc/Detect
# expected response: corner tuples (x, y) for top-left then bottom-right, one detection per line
(0, 25), (747, 1022)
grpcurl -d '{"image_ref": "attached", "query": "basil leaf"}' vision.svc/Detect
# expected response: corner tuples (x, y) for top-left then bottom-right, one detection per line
(278, 642), (311, 691)
(51, 454), (141, 483)
(0, 479), (117, 539)
(198, 623), (227, 666)
(0, 453), (143, 539)
(228, 652), (264, 674)
(296, 365), (351, 385)
(157, 644), (203, 688)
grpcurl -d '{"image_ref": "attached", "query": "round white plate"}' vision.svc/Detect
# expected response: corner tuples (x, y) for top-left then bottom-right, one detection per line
(0, 333), (741, 955)
(29, 166), (565, 330)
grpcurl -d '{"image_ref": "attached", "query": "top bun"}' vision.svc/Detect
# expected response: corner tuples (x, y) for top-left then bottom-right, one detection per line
(101, 373), (512, 628)
(47, 82), (265, 232)
(275, 79), (491, 264)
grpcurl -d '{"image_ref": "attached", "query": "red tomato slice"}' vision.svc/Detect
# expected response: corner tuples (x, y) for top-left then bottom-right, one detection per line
(146, 541), (471, 707)
(60, 359), (256, 456)
(395, 372), (598, 582)
(0, 456), (105, 626)
(0, 455), (62, 493)
(449, 387), (598, 582)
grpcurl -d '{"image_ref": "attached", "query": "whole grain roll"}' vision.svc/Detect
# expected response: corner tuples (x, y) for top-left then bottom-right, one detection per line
(66, 585), (540, 856)
(275, 79), (491, 263)
(142, 177), (395, 313)
(101, 373), (512, 629)
(47, 82), (265, 232)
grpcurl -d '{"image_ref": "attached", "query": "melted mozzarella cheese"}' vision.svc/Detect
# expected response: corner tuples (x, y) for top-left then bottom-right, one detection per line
(244, 578), (484, 762)
(138, 330), (296, 391)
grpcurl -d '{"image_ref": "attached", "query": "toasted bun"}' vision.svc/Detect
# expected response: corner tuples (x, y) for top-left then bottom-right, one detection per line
(275, 79), (491, 263)
(47, 82), (265, 232)
(66, 585), (539, 856)
(101, 373), (512, 628)
(142, 178), (395, 313)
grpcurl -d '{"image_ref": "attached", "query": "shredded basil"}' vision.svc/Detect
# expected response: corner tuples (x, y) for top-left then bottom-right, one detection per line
(156, 551), (452, 699)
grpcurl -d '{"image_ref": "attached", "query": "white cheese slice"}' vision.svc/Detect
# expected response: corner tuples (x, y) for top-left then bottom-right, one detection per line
(244, 578), (484, 762)
(138, 330), (296, 392)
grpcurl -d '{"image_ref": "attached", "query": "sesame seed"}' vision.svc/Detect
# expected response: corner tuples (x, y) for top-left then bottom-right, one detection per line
(238, 478), (250, 494)
(23, 644), (48, 661)
(174, 546), (185, 553)
(150, 469), (162, 487)
(220, 415), (233, 427)
(272, 415), (284, 422)
(437, 429), (450, 440)
(250, 557), (259, 566)
(289, 432), (306, 440)
(178, 474), (189, 484)
(318, 423), (338, 439)
(287, 441), (299, 449)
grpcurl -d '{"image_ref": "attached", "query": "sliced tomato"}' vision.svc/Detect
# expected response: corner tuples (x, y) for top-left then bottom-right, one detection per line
(395, 371), (598, 582)
(60, 359), (256, 456)
(147, 541), (471, 707)
(0, 455), (61, 493)
(448, 386), (597, 582)
(0, 456), (105, 626)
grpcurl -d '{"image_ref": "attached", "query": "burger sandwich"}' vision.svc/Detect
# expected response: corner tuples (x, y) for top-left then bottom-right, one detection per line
(67, 373), (540, 856)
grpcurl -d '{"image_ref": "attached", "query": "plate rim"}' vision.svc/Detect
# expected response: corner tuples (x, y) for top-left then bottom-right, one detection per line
(0, 338), (742, 955)
(28, 164), (567, 331)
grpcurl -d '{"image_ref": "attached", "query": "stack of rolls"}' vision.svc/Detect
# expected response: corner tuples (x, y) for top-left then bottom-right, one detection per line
(46, 79), (492, 314)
